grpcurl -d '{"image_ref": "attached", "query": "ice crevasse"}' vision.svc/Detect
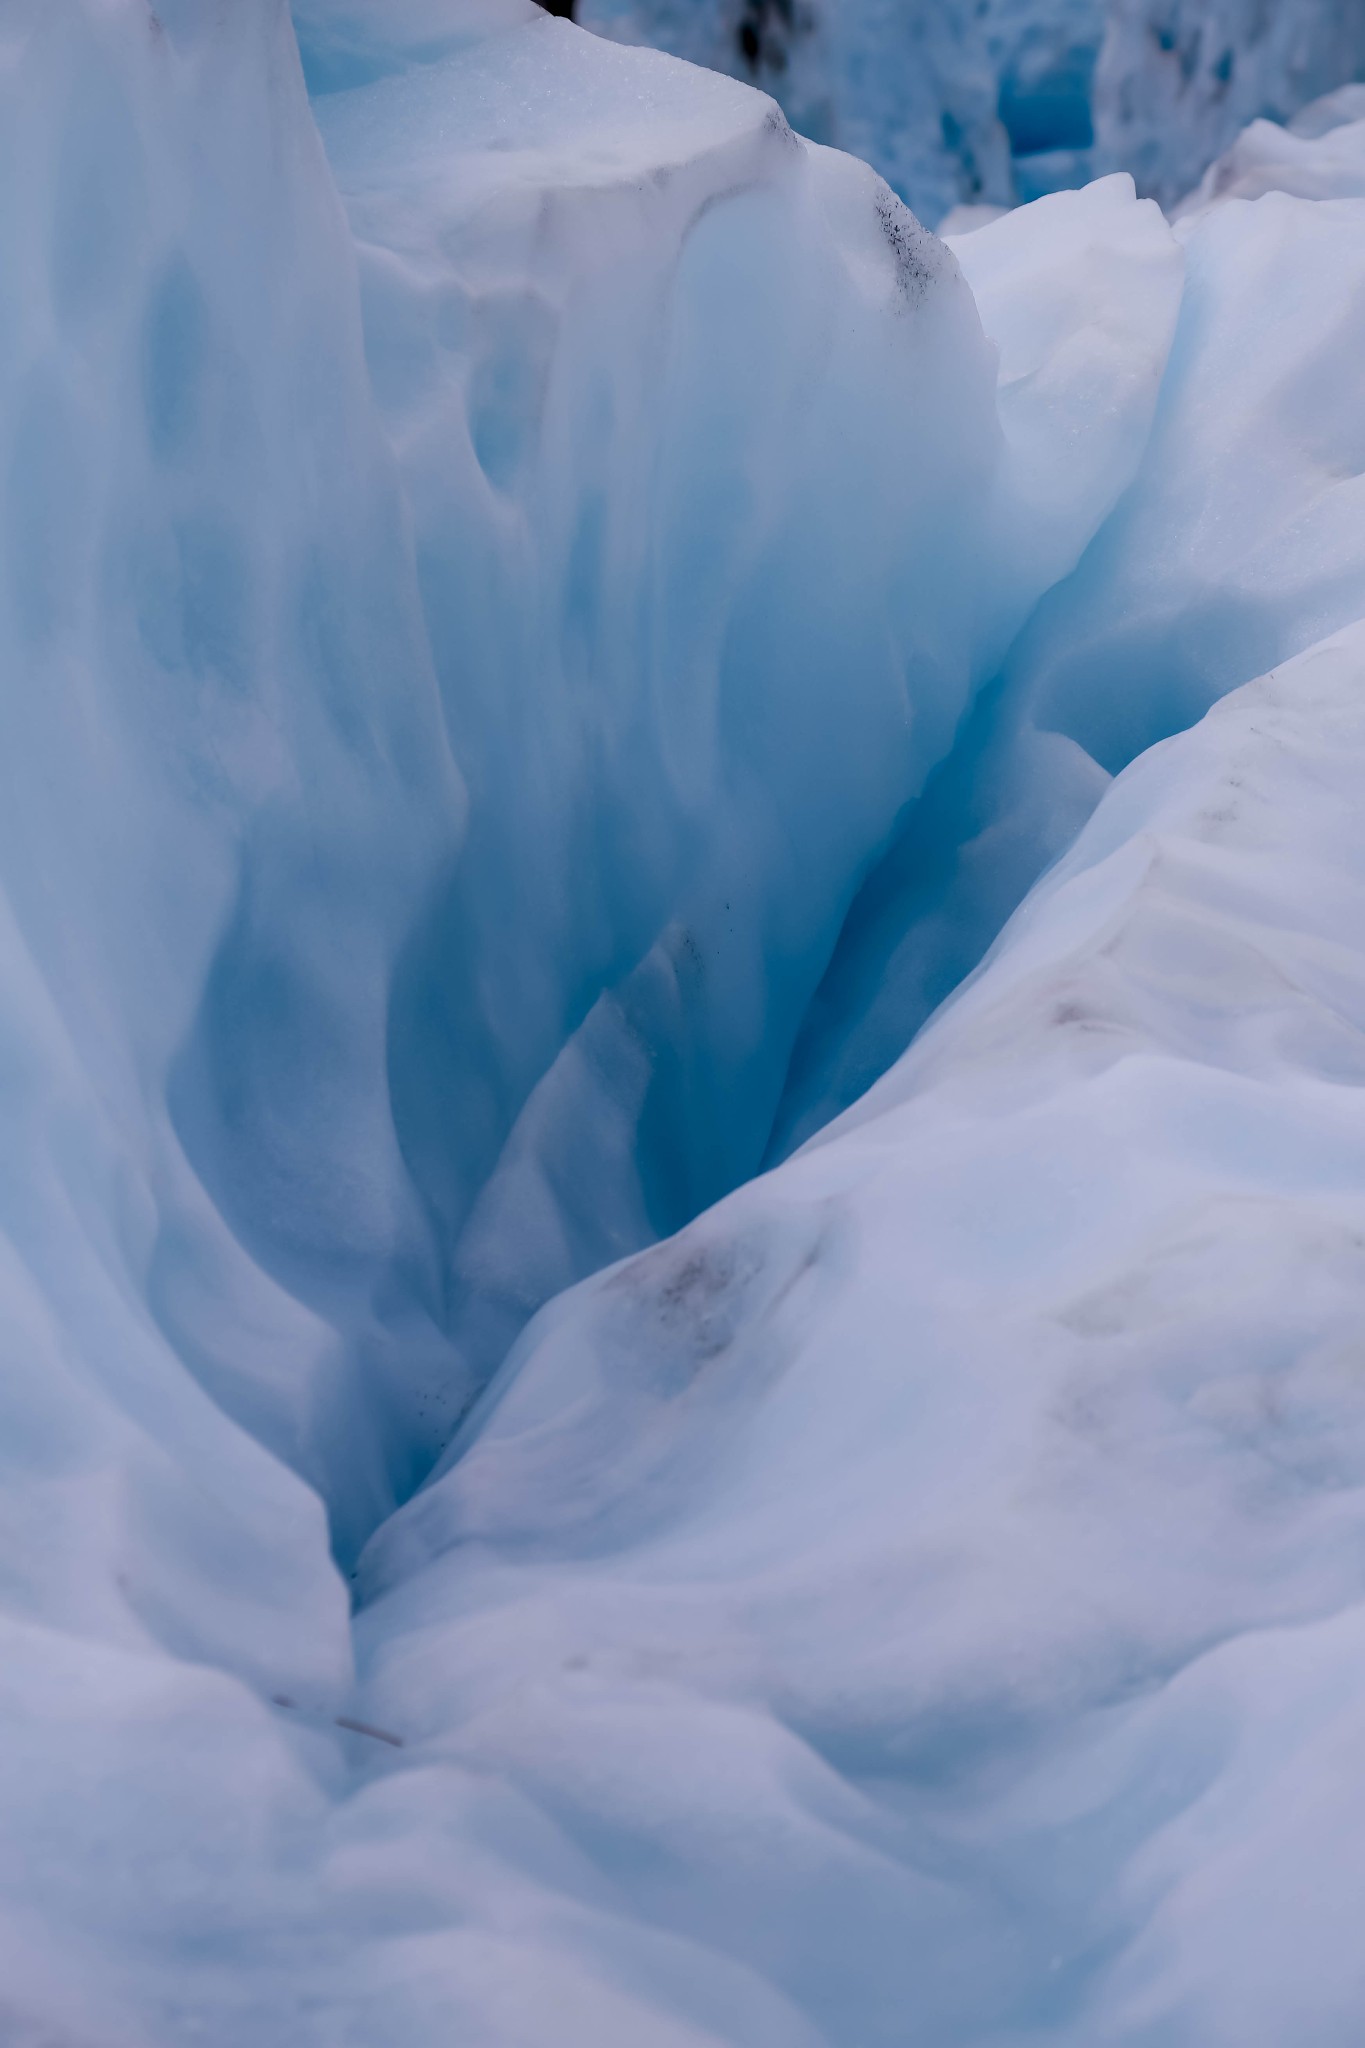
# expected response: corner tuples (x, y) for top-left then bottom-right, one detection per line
(4, 0), (1365, 2041)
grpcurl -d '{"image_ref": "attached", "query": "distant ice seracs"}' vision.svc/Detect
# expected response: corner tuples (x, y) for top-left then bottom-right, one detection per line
(1173, 79), (1365, 216)
(579, 0), (1365, 226)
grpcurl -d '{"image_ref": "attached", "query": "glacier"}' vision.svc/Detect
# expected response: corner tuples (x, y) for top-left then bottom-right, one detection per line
(3, 0), (1365, 2042)
(578, 0), (1365, 224)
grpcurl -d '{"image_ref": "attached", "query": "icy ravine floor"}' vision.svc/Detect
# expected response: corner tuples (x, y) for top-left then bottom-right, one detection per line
(5, 1), (1365, 2043)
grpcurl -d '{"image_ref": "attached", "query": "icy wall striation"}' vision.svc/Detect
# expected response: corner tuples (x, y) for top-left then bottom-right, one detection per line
(0, 0), (470, 1708)
(299, 11), (1178, 1412)
(0, 0), (487, 1593)
(579, 0), (1365, 223)
(4, 0), (1365, 2039)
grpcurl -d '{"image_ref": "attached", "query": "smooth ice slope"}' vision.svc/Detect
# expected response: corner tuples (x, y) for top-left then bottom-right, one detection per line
(579, 0), (1365, 222)
(360, 620), (1365, 2047)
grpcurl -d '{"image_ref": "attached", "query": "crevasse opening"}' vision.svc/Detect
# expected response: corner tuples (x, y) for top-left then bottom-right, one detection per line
(23, 0), (1337, 1568)
(272, 24), (1184, 1552)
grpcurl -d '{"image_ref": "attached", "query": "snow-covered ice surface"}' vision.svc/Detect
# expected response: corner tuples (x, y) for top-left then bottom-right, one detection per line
(4, 1), (1365, 2041)
(577, 0), (1365, 223)
(364, 617), (1365, 2048)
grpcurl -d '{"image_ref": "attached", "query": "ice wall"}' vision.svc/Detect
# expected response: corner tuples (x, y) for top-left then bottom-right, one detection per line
(0, 0), (1178, 1615)
(579, 0), (1365, 222)
(301, 6), (1179, 1411)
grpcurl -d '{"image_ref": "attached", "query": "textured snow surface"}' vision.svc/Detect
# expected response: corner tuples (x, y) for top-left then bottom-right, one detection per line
(365, 620), (1365, 2048)
(578, 0), (1365, 223)
(4, 0), (1365, 2041)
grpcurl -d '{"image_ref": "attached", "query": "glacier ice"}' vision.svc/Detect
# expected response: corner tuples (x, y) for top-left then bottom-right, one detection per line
(578, 0), (1365, 224)
(3, 0), (1365, 2042)
(363, 619), (1365, 2048)
(1174, 81), (1365, 215)
(302, 17), (1179, 1413)
(774, 120), (1365, 1151)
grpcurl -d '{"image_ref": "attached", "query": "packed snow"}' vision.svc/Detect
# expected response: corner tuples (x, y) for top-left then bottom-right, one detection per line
(2, 0), (1365, 2042)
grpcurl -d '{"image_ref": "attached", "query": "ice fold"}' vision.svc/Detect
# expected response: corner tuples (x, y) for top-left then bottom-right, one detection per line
(310, 14), (1181, 1410)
